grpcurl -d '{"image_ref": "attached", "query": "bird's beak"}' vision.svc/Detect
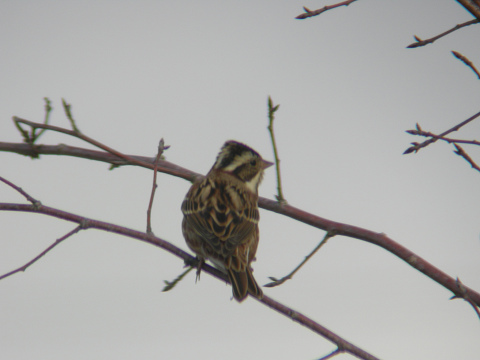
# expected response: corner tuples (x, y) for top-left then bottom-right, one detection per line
(262, 160), (274, 169)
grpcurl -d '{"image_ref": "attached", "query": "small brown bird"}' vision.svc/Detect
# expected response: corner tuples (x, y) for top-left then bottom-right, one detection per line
(181, 140), (273, 302)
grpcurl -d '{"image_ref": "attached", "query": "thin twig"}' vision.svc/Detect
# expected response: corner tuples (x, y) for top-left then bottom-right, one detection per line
(11, 98), (53, 147)
(407, 19), (479, 48)
(0, 176), (42, 207)
(162, 266), (194, 292)
(0, 225), (82, 281)
(146, 138), (168, 234)
(265, 231), (334, 287)
(11, 117), (187, 179)
(454, 144), (480, 173)
(405, 129), (480, 146)
(13, 118), (31, 145)
(31, 97), (53, 143)
(450, 278), (480, 320)
(404, 110), (480, 154)
(267, 96), (287, 204)
(296, 0), (358, 20)
(62, 98), (81, 133)
(404, 119), (480, 173)
(466, 299), (480, 320)
(316, 348), (343, 360)
(452, 51), (480, 79)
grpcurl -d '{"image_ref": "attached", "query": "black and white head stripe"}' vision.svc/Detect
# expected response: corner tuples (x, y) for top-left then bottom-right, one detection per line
(213, 141), (260, 170)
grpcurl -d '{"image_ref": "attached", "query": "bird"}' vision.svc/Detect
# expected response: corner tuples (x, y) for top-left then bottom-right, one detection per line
(181, 140), (273, 302)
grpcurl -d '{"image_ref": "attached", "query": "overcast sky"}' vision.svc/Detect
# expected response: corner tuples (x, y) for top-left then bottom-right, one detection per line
(1, 1), (479, 360)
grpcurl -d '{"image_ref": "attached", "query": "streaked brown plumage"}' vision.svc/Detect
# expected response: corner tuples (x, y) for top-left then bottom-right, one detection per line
(181, 140), (273, 302)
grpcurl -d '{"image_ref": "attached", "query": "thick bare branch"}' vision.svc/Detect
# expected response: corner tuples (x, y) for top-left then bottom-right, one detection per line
(0, 202), (380, 360)
(260, 197), (480, 307)
(1, 139), (479, 308)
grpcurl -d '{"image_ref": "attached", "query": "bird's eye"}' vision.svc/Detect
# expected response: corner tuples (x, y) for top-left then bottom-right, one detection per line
(250, 159), (257, 166)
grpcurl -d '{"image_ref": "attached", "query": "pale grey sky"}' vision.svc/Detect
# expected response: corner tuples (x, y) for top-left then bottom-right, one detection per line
(1, 1), (479, 359)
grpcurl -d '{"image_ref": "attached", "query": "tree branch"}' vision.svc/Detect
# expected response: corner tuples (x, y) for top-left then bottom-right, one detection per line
(404, 110), (480, 154)
(12, 117), (191, 181)
(457, 0), (480, 21)
(406, 19), (479, 48)
(452, 50), (480, 79)
(146, 138), (169, 234)
(0, 176), (42, 206)
(265, 231), (334, 288)
(1, 138), (479, 308)
(0, 225), (83, 281)
(454, 144), (480, 172)
(405, 129), (480, 146)
(316, 348), (343, 360)
(295, 0), (358, 20)
(0, 201), (380, 360)
(260, 197), (480, 308)
(267, 97), (287, 204)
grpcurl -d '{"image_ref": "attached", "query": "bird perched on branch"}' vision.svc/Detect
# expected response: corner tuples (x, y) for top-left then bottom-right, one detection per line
(181, 140), (273, 302)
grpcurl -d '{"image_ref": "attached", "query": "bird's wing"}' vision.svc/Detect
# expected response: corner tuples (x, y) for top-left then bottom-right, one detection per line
(181, 177), (258, 259)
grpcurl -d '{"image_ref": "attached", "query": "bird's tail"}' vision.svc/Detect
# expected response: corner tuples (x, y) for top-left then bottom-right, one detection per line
(228, 267), (263, 302)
